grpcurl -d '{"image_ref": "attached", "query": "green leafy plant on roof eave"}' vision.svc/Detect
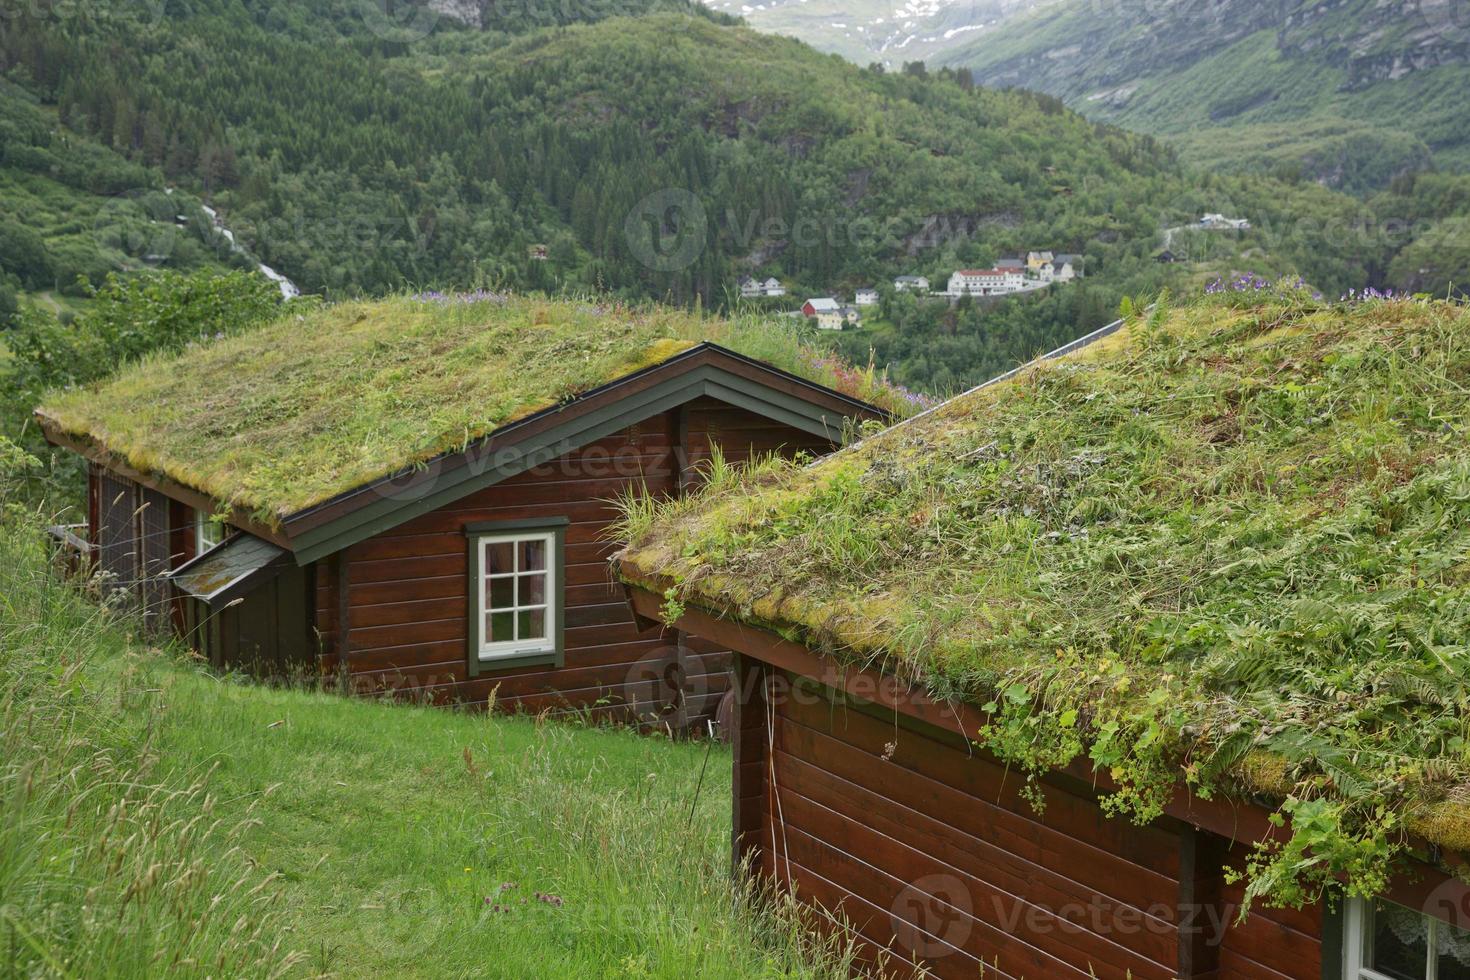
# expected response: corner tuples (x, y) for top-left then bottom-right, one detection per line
(617, 290), (1470, 914)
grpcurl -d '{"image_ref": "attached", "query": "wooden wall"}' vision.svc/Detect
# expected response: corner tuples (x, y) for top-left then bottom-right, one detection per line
(319, 398), (835, 728)
(730, 659), (1326, 980)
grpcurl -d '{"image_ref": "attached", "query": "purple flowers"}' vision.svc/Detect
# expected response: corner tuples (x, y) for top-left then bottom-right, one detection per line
(1205, 274), (1398, 308)
(411, 289), (508, 305)
(804, 352), (936, 412)
(1340, 286), (1398, 303)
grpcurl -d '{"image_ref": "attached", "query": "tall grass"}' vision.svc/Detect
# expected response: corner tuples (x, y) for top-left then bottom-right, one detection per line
(0, 511), (303, 977)
(0, 500), (862, 977)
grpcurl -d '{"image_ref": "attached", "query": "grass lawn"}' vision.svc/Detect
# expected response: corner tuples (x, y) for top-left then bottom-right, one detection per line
(0, 515), (851, 979)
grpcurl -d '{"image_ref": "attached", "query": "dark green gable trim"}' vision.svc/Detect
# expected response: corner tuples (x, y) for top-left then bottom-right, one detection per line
(465, 517), (568, 678)
(286, 357), (876, 565)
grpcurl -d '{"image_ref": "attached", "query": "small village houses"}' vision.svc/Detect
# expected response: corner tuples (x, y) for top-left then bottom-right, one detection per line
(800, 297), (845, 330)
(738, 276), (786, 299)
(948, 267), (1024, 296)
(893, 275), (929, 293)
(853, 287), (878, 306)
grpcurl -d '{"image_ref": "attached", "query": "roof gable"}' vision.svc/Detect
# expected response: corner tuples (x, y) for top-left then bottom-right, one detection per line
(282, 343), (888, 563)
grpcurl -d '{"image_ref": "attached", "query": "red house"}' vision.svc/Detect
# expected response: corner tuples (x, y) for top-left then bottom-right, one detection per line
(619, 299), (1470, 977)
(38, 296), (893, 730)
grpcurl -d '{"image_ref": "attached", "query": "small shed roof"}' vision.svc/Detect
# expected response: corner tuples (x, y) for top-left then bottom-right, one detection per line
(619, 295), (1470, 858)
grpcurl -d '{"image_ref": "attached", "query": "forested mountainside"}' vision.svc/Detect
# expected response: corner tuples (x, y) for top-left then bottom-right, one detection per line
(0, 0), (1462, 391)
(938, 0), (1470, 193)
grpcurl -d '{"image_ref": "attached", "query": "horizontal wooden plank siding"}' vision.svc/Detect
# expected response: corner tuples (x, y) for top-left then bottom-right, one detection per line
(758, 672), (1185, 979)
(327, 402), (836, 728)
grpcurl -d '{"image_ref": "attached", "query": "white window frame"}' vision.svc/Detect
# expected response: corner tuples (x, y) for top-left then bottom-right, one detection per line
(194, 509), (223, 554)
(473, 529), (558, 662)
(1344, 896), (1464, 980)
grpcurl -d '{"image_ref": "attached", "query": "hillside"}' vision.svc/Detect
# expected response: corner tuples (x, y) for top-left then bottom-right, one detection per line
(938, 0), (1470, 192)
(3, 0), (1457, 393)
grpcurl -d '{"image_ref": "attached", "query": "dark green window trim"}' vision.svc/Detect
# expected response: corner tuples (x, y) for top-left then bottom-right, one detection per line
(465, 517), (568, 677)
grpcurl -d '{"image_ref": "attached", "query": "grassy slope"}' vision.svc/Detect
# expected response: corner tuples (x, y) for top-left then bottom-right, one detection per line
(0, 513), (848, 978)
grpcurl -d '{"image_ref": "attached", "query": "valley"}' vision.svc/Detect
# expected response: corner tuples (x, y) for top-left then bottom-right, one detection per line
(1, 0), (1465, 397)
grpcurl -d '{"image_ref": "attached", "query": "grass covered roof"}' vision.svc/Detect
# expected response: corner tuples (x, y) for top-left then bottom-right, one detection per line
(38, 294), (917, 522)
(618, 291), (1470, 906)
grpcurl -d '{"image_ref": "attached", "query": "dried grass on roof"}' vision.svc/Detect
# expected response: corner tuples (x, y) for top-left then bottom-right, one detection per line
(39, 294), (914, 521)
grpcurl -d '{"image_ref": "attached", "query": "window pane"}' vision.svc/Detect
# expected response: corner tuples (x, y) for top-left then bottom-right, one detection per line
(488, 611), (514, 644)
(520, 538), (546, 571)
(488, 576), (513, 610)
(1372, 900), (1430, 980)
(517, 573), (545, 605)
(516, 608), (545, 641)
(1438, 916), (1470, 979)
(486, 541), (513, 575)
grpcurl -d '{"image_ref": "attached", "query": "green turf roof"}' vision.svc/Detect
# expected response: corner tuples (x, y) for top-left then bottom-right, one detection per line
(618, 293), (1470, 904)
(38, 294), (916, 523)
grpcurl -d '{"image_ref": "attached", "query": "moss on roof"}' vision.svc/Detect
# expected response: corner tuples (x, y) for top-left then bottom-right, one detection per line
(619, 292), (1470, 908)
(38, 294), (917, 522)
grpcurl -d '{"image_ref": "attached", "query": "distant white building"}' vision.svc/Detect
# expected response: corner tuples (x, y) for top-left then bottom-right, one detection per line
(854, 287), (879, 306)
(1026, 251), (1055, 278)
(1198, 213), (1250, 231)
(949, 267), (1024, 296)
(1053, 254), (1084, 281)
(894, 275), (929, 293)
(737, 276), (786, 298)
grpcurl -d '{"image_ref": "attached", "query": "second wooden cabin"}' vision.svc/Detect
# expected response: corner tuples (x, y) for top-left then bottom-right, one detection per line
(37, 295), (894, 731)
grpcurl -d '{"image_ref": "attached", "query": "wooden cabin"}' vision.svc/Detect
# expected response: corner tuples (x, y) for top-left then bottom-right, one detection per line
(617, 299), (1470, 977)
(37, 297), (891, 731)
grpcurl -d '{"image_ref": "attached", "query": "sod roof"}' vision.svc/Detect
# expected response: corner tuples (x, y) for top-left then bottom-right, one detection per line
(38, 294), (918, 523)
(618, 294), (1470, 891)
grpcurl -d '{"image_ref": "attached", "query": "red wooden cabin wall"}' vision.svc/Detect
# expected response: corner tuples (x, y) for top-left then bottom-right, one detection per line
(729, 659), (1327, 980)
(317, 398), (834, 726)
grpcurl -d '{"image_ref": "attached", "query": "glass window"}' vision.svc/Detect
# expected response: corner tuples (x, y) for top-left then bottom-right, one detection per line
(194, 509), (223, 554)
(473, 529), (557, 660)
(1347, 897), (1470, 980)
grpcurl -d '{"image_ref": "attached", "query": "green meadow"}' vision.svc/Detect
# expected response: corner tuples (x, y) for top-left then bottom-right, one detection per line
(0, 512), (853, 978)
